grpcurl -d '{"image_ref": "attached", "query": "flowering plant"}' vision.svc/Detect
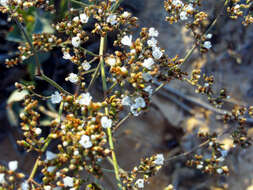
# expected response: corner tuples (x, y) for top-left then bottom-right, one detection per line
(0, 0), (252, 189)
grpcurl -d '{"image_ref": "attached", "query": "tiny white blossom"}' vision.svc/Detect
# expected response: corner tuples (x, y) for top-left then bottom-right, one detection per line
(8, 160), (18, 171)
(78, 93), (92, 106)
(0, 0), (8, 7)
(144, 85), (153, 96)
(80, 13), (89, 23)
(130, 104), (140, 116)
(135, 179), (144, 188)
(0, 173), (6, 184)
(143, 58), (155, 70)
(72, 36), (81, 48)
(63, 52), (72, 60)
(73, 16), (79, 22)
(135, 97), (146, 108)
(203, 41), (212, 49)
(35, 128), (42, 135)
(142, 72), (152, 82)
(82, 61), (91, 71)
(152, 47), (163, 59)
(122, 11), (130, 18)
(149, 27), (159, 37)
(107, 14), (117, 25)
(180, 11), (188, 20)
(147, 37), (157, 47)
(196, 164), (203, 169)
(46, 151), (57, 161)
(51, 91), (62, 104)
(66, 73), (79, 83)
(206, 33), (213, 39)
(216, 168), (223, 174)
(185, 3), (194, 11)
(21, 181), (29, 190)
(47, 166), (56, 173)
(107, 57), (117, 66)
(172, 0), (184, 7)
(122, 96), (132, 106)
(79, 135), (93, 148)
(63, 176), (74, 187)
(121, 35), (133, 46)
(73, 150), (79, 156)
(154, 154), (164, 165)
(101, 116), (112, 128)
(48, 38), (53, 43)
(44, 186), (52, 190)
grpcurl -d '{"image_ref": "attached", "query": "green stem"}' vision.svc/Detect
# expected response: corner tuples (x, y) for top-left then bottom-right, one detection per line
(105, 108), (122, 190)
(99, 37), (108, 94)
(80, 47), (99, 57)
(37, 74), (71, 95)
(70, 0), (89, 7)
(13, 17), (42, 76)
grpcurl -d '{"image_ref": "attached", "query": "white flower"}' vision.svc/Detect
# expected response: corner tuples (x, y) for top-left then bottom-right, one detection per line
(180, 11), (188, 20)
(63, 52), (72, 60)
(154, 154), (164, 165)
(206, 33), (213, 39)
(47, 166), (56, 173)
(216, 168), (223, 174)
(147, 37), (157, 47)
(135, 97), (146, 108)
(152, 47), (163, 59)
(130, 104), (141, 116)
(0, 173), (6, 184)
(46, 151), (57, 161)
(142, 72), (152, 82)
(48, 38), (53, 43)
(101, 116), (112, 128)
(121, 35), (132, 46)
(122, 96), (132, 106)
(107, 14), (117, 25)
(172, 0), (184, 7)
(72, 36), (81, 48)
(143, 58), (155, 70)
(21, 181), (29, 190)
(149, 27), (159, 37)
(196, 164), (203, 169)
(44, 186), (52, 190)
(82, 61), (91, 71)
(0, 0), (8, 7)
(107, 57), (117, 66)
(203, 41), (212, 49)
(73, 150), (79, 156)
(73, 16), (79, 22)
(79, 135), (93, 148)
(63, 176), (74, 187)
(78, 93), (92, 106)
(80, 13), (89, 23)
(8, 160), (18, 171)
(66, 73), (79, 83)
(122, 11), (130, 18)
(144, 85), (153, 96)
(51, 91), (62, 104)
(185, 3), (194, 12)
(35, 128), (42, 135)
(135, 179), (144, 188)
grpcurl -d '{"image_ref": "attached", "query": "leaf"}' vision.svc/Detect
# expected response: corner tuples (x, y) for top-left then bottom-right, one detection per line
(6, 25), (24, 43)
(7, 90), (29, 126)
(33, 12), (54, 34)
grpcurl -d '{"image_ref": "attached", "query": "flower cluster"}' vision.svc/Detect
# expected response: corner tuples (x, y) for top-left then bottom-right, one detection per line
(120, 154), (164, 189)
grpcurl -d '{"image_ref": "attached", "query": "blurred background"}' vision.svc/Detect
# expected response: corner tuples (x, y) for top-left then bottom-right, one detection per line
(0, 0), (253, 189)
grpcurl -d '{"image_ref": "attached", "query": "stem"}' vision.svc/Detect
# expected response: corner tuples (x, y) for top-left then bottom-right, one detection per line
(99, 36), (108, 95)
(111, 0), (124, 12)
(105, 108), (122, 190)
(70, 0), (89, 7)
(37, 74), (71, 95)
(13, 17), (42, 76)
(28, 102), (64, 182)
